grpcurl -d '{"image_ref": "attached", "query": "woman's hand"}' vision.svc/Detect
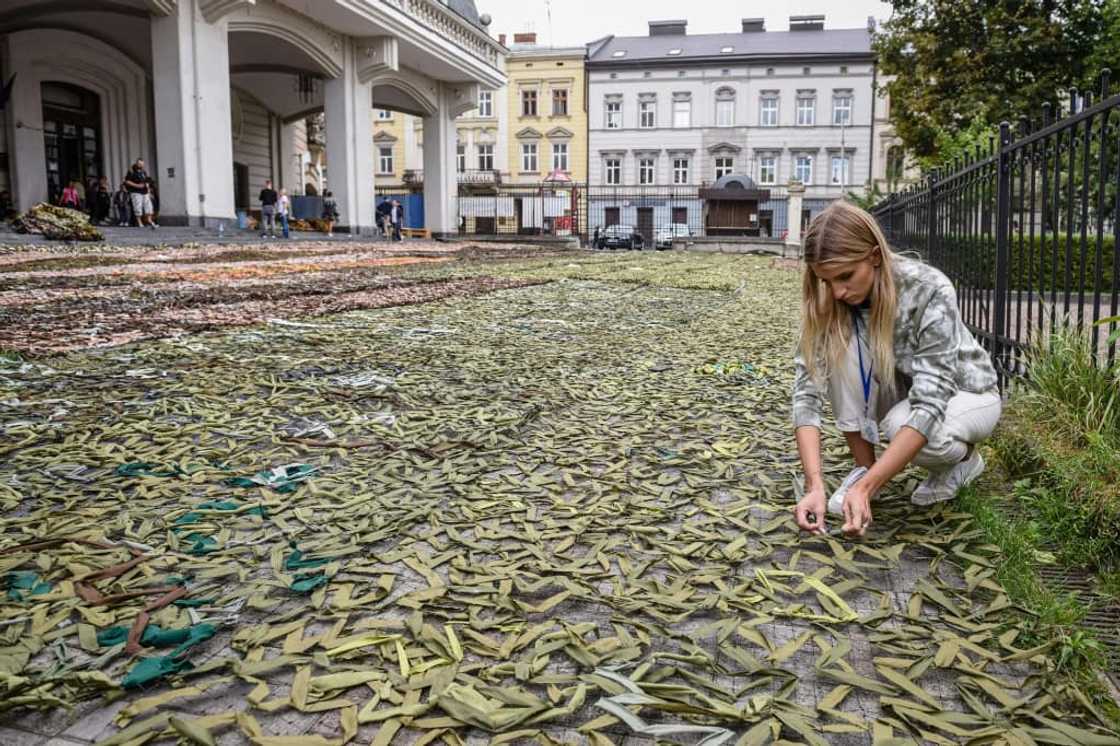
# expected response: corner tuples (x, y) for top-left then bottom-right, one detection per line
(793, 484), (829, 535)
(841, 482), (873, 537)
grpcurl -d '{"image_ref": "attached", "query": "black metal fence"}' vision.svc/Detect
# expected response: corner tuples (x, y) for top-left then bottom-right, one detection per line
(872, 71), (1120, 380)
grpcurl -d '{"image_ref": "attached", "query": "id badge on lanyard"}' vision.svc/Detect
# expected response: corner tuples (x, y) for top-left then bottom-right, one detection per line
(853, 311), (880, 445)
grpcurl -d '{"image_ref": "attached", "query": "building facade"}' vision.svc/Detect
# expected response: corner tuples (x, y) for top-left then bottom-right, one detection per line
(585, 15), (911, 238)
(505, 35), (588, 184)
(0, 0), (506, 235)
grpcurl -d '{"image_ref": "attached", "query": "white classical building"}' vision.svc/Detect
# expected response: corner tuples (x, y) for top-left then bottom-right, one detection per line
(0, 0), (506, 235)
(585, 15), (910, 237)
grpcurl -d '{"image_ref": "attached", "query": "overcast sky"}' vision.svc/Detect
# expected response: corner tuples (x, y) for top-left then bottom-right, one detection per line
(476, 0), (896, 47)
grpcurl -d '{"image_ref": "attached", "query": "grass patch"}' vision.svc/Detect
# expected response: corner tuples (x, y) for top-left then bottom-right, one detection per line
(956, 323), (1120, 720)
(957, 480), (1118, 721)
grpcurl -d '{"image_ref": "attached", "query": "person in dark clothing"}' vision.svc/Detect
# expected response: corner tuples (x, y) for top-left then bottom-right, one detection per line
(90, 176), (112, 224)
(125, 159), (156, 229)
(390, 199), (404, 241)
(258, 179), (278, 238)
(321, 190), (338, 237)
(376, 199), (392, 238)
(113, 182), (131, 226)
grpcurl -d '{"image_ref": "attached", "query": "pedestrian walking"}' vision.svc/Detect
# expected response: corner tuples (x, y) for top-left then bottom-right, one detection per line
(321, 190), (338, 237)
(277, 188), (291, 239)
(390, 198), (404, 241)
(791, 201), (1001, 538)
(125, 159), (157, 229)
(376, 199), (392, 238)
(259, 179), (278, 238)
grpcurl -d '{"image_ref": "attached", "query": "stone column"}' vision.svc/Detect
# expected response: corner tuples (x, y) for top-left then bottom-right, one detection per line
(423, 85), (458, 237)
(1, 36), (46, 212)
(423, 82), (477, 237)
(279, 119), (305, 195)
(150, 3), (235, 226)
(786, 179), (806, 257)
(325, 40), (375, 234)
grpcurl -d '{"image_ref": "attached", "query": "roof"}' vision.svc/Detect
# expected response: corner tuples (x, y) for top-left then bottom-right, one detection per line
(587, 27), (872, 65)
(507, 44), (587, 58)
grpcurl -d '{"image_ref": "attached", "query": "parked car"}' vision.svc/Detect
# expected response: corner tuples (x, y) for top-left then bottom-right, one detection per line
(655, 223), (692, 250)
(597, 224), (644, 250)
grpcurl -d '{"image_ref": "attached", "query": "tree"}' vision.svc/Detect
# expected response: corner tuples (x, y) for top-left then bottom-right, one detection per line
(874, 0), (1108, 165)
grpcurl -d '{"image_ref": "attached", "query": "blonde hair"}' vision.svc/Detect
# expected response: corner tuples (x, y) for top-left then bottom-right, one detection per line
(799, 200), (899, 392)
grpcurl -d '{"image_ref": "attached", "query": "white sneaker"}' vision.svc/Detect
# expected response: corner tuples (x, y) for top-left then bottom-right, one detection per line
(912, 450), (985, 506)
(828, 466), (869, 515)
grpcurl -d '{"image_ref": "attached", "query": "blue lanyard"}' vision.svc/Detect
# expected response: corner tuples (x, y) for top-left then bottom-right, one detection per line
(852, 310), (873, 410)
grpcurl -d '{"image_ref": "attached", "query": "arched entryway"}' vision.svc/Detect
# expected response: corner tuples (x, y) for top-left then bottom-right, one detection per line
(40, 82), (102, 204)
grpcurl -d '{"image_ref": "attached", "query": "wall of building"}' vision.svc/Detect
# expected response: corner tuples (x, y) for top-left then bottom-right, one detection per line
(588, 59), (873, 194)
(231, 88), (275, 205)
(506, 48), (588, 183)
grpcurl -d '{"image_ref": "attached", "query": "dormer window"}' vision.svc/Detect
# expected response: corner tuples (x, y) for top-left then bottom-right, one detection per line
(611, 50), (627, 58)
(720, 46), (734, 53)
(667, 48), (682, 56)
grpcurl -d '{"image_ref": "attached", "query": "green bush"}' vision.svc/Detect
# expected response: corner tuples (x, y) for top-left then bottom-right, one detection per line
(923, 234), (1117, 293)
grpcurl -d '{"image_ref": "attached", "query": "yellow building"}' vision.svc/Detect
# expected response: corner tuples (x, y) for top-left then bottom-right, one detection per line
(504, 34), (587, 183)
(371, 108), (420, 188)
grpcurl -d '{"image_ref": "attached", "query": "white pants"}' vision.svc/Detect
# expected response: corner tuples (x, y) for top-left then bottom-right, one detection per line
(829, 332), (1002, 471)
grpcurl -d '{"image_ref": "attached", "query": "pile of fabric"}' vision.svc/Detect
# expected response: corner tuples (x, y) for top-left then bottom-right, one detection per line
(11, 203), (104, 241)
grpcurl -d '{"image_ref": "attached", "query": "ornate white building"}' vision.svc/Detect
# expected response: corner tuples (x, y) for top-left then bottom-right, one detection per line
(0, 0), (506, 235)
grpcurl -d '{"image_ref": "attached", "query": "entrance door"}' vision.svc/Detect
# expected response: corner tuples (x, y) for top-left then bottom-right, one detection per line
(636, 207), (654, 247)
(671, 206), (687, 225)
(233, 163), (250, 210)
(41, 82), (101, 204)
(604, 206), (620, 227)
(759, 210), (773, 238)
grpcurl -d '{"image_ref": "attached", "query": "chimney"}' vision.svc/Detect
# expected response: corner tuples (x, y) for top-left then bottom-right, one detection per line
(498, 33), (507, 46)
(789, 14), (825, 31)
(513, 32), (537, 44)
(741, 18), (765, 32)
(648, 20), (687, 36)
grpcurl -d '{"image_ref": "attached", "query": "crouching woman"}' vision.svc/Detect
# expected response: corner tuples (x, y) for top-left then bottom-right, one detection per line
(791, 201), (1002, 537)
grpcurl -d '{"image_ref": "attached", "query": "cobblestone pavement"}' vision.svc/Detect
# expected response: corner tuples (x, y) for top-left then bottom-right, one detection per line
(0, 250), (1117, 745)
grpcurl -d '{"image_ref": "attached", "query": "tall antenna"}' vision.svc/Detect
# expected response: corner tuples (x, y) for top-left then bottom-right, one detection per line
(545, 0), (553, 46)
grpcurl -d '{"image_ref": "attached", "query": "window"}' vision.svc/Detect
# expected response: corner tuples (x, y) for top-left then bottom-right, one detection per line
(760, 96), (778, 126)
(521, 142), (538, 172)
(638, 158), (655, 185)
(552, 89), (568, 116)
(606, 99), (622, 129)
(840, 66), (848, 75)
(611, 50), (627, 58)
(759, 155), (776, 184)
(639, 100), (655, 128)
(714, 157), (734, 179)
(378, 146), (393, 174)
(795, 155), (813, 184)
(376, 109), (392, 120)
(716, 99), (734, 127)
(796, 96), (815, 126)
(720, 46), (734, 53)
(478, 91), (493, 117)
(833, 94), (852, 125)
(672, 157), (689, 184)
(673, 99), (690, 128)
(803, 66), (811, 76)
(456, 144), (466, 173)
(667, 48), (682, 56)
(552, 142), (569, 172)
(605, 158), (621, 185)
(477, 143), (494, 171)
(831, 154), (850, 185)
(522, 89), (538, 117)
